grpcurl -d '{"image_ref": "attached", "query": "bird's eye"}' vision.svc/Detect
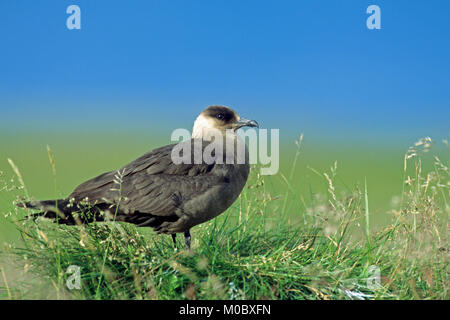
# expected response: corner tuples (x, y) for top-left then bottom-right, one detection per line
(216, 113), (224, 120)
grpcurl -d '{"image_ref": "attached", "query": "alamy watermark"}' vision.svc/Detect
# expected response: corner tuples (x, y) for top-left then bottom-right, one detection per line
(66, 265), (81, 290)
(366, 5), (381, 30)
(66, 5), (81, 30)
(340, 265), (381, 299)
(366, 265), (381, 290)
(170, 128), (279, 175)
(66, 5), (380, 31)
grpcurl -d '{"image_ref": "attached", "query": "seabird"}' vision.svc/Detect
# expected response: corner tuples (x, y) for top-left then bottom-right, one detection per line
(18, 106), (258, 250)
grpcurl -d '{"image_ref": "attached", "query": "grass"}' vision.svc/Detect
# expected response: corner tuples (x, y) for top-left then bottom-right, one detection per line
(0, 136), (448, 300)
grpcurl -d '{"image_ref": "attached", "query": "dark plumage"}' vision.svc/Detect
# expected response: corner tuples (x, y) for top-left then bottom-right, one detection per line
(18, 106), (258, 249)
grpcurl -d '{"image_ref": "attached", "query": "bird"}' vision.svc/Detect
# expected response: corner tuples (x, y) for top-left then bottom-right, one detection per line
(18, 105), (258, 250)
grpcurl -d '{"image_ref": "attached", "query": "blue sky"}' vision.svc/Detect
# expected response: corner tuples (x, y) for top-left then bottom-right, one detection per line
(0, 0), (448, 145)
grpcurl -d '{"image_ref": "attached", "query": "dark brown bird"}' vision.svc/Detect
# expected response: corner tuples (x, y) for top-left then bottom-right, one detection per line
(18, 106), (258, 249)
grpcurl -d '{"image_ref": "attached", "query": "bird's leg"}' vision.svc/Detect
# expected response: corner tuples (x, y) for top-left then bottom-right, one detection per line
(184, 230), (191, 250)
(171, 234), (177, 251)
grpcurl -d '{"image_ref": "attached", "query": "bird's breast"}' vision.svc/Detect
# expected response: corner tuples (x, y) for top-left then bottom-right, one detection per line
(181, 163), (249, 227)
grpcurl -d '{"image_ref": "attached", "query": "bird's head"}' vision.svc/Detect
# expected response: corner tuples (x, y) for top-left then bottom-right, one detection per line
(192, 105), (258, 139)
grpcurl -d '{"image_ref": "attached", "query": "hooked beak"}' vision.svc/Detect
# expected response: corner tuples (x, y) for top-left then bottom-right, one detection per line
(234, 117), (259, 130)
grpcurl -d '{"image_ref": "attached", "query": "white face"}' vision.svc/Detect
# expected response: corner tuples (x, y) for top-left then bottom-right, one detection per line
(192, 106), (258, 139)
(192, 113), (230, 139)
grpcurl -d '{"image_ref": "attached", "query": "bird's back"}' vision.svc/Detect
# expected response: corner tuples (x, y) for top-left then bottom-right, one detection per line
(24, 138), (250, 234)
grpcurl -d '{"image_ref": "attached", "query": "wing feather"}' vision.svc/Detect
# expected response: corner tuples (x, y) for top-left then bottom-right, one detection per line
(69, 140), (222, 217)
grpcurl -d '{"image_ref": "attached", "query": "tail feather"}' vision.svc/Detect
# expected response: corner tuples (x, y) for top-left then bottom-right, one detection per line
(19, 199), (65, 210)
(16, 199), (105, 225)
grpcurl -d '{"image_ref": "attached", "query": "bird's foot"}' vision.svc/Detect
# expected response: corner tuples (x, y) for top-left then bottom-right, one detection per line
(184, 230), (191, 251)
(171, 233), (178, 252)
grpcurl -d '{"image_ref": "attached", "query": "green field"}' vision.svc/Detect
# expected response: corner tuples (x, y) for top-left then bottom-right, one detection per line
(0, 132), (448, 299)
